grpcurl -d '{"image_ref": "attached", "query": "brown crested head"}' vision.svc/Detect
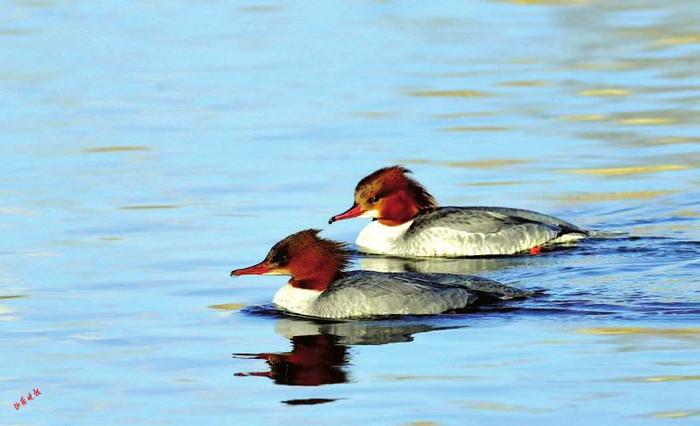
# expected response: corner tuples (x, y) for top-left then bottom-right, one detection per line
(231, 229), (350, 291)
(329, 166), (437, 226)
(354, 166), (436, 210)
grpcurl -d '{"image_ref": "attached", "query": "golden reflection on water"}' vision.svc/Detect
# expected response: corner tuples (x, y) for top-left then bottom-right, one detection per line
(82, 146), (151, 153)
(498, 80), (548, 87)
(26, 251), (59, 257)
(461, 180), (524, 187)
(401, 158), (529, 169)
(432, 112), (495, 119)
(561, 165), (691, 176)
(578, 130), (700, 149)
(0, 207), (37, 216)
(405, 89), (488, 98)
(645, 410), (700, 419)
(552, 190), (675, 203)
(651, 137), (700, 145)
(118, 205), (182, 210)
(15, 0), (55, 7)
(209, 303), (246, 311)
(498, 0), (587, 4)
(423, 71), (480, 78)
(561, 114), (608, 122)
(576, 327), (700, 337)
(619, 375), (700, 383)
(657, 361), (700, 366)
(654, 34), (700, 46)
(616, 117), (677, 126)
(577, 88), (632, 97)
(0, 304), (19, 322)
(614, 110), (697, 127)
(447, 159), (529, 168)
(581, 133), (700, 147)
(672, 209), (700, 218)
(237, 5), (283, 14)
(0, 29), (39, 36)
(441, 126), (510, 132)
(350, 111), (395, 119)
(572, 57), (694, 72)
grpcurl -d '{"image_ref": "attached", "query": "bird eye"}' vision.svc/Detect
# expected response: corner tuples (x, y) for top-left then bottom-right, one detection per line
(269, 251), (287, 265)
(371, 195), (380, 203)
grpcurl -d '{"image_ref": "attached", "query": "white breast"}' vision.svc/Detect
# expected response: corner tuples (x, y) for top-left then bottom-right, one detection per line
(355, 220), (413, 255)
(272, 285), (322, 316)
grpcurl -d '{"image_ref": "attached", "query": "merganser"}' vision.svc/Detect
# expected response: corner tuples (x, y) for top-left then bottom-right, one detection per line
(328, 166), (588, 257)
(230, 229), (527, 319)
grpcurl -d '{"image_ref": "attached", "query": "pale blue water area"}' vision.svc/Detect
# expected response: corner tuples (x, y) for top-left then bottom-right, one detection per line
(1, 0), (699, 424)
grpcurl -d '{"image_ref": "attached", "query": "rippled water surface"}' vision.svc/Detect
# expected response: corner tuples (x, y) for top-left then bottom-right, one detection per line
(2, 0), (699, 424)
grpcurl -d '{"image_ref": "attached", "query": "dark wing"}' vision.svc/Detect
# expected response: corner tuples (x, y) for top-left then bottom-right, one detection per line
(453, 206), (586, 234)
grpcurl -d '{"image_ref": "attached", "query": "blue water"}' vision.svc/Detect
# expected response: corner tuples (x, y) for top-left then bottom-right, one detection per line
(1, 0), (699, 424)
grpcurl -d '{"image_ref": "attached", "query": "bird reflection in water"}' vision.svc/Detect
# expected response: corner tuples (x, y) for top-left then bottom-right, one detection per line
(234, 333), (348, 386)
(233, 317), (460, 386)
